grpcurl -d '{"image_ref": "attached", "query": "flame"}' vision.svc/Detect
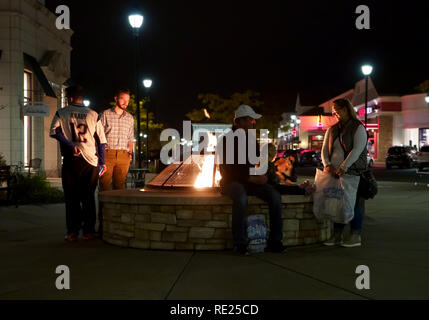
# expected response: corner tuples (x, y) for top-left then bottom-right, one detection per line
(203, 108), (210, 119)
(194, 155), (221, 188)
(214, 166), (221, 186)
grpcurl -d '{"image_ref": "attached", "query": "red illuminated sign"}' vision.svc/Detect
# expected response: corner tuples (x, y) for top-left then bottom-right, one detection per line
(358, 107), (374, 117)
(365, 123), (379, 130)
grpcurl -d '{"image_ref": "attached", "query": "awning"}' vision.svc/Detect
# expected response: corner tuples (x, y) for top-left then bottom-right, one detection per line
(23, 53), (57, 98)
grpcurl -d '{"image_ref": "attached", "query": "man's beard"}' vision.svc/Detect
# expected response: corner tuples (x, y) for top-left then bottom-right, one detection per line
(117, 104), (127, 110)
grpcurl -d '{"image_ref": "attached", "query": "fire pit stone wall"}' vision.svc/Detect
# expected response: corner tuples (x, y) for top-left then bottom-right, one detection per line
(99, 189), (332, 250)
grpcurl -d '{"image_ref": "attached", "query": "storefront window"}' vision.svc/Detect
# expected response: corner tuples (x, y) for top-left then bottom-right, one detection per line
(419, 128), (429, 148)
(309, 134), (324, 151)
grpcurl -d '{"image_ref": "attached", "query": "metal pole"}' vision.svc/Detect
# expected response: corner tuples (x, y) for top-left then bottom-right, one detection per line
(365, 75), (368, 129)
(135, 32), (142, 168)
(146, 95), (149, 168)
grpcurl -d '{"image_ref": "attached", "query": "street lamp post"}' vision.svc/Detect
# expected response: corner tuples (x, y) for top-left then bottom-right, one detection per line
(143, 79), (152, 168)
(129, 13), (144, 168)
(296, 118), (301, 148)
(361, 64), (373, 129)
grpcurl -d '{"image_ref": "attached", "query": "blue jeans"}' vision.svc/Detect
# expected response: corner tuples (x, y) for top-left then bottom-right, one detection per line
(221, 182), (283, 246)
(334, 196), (365, 234)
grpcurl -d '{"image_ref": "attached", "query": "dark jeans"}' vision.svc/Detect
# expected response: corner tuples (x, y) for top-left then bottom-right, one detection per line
(62, 156), (99, 235)
(221, 182), (283, 246)
(334, 196), (365, 234)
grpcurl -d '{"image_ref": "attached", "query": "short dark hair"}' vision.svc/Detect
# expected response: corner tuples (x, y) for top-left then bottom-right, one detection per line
(115, 88), (131, 97)
(65, 85), (84, 100)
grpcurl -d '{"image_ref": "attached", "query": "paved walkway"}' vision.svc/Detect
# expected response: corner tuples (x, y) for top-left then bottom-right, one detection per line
(1, 180), (428, 299)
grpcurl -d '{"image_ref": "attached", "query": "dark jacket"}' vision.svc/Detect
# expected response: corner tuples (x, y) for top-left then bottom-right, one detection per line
(266, 161), (280, 185)
(328, 118), (367, 176)
(219, 126), (259, 187)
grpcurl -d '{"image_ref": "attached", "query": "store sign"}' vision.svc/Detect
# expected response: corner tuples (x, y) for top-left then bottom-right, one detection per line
(23, 102), (50, 117)
(365, 123), (379, 130)
(358, 107), (373, 117)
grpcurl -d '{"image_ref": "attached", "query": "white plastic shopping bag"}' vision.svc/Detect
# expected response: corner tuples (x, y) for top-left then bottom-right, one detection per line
(313, 168), (360, 224)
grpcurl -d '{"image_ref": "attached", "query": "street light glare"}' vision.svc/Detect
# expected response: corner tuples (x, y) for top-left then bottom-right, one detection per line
(361, 65), (373, 76)
(128, 14), (144, 29)
(143, 79), (152, 88)
(83, 100), (90, 107)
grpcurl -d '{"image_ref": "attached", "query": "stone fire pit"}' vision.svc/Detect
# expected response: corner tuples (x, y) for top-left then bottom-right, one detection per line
(99, 188), (332, 250)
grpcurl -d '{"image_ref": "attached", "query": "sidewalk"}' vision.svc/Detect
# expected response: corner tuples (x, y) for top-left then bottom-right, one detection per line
(1, 180), (428, 299)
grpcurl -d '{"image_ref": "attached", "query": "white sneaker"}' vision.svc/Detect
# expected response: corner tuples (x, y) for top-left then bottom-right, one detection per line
(341, 234), (361, 247)
(323, 232), (343, 246)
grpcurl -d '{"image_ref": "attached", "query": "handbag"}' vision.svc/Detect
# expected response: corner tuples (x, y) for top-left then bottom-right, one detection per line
(358, 169), (378, 200)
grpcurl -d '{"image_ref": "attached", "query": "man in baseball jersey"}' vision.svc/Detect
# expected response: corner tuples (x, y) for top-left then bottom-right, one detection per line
(99, 88), (134, 191)
(50, 85), (107, 241)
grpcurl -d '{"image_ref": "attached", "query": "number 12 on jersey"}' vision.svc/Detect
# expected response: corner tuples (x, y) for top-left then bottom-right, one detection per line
(70, 122), (88, 143)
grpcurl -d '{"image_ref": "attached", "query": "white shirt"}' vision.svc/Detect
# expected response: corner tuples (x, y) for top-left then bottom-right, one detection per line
(322, 124), (367, 172)
(50, 105), (107, 167)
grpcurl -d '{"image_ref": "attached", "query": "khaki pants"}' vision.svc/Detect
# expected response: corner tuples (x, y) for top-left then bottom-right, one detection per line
(99, 150), (131, 191)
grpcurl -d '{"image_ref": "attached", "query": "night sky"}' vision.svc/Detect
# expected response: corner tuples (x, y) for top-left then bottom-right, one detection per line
(45, 0), (428, 130)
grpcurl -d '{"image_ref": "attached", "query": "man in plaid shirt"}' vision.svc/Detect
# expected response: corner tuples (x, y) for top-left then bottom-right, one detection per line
(99, 89), (135, 191)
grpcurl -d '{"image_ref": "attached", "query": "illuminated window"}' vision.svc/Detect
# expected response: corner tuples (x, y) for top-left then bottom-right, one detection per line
(23, 70), (32, 166)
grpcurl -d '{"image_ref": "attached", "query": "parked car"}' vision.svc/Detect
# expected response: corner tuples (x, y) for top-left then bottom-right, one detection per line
(385, 146), (416, 169)
(299, 151), (322, 167)
(416, 145), (429, 170)
(367, 153), (374, 168)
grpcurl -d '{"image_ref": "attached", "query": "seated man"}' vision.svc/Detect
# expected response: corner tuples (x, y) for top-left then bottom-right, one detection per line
(219, 105), (286, 254)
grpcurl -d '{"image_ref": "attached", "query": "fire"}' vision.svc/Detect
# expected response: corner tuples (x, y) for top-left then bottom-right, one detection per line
(194, 155), (221, 188)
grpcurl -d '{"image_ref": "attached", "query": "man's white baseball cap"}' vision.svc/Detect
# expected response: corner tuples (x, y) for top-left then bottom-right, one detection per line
(234, 104), (262, 120)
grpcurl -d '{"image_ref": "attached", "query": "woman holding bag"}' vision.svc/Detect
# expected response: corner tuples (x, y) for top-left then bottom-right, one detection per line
(321, 98), (368, 247)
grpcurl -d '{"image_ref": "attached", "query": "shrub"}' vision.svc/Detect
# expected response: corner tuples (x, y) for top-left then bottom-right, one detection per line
(8, 173), (64, 204)
(149, 164), (157, 173)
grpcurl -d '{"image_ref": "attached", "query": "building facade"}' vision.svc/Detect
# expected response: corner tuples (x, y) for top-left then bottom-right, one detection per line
(287, 78), (429, 162)
(0, 0), (72, 176)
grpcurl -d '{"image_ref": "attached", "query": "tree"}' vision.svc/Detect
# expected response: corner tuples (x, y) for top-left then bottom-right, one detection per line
(255, 113), (284, 140)
(186, 90), (264, 124)
(186, 90), (289, 142)
(415, 80), (429, 93)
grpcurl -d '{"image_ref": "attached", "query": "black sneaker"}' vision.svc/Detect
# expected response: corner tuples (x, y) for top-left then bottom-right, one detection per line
(233, 244), (250, 256)
(266, 241), (287, 253)
(64, 233), (78, 242)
